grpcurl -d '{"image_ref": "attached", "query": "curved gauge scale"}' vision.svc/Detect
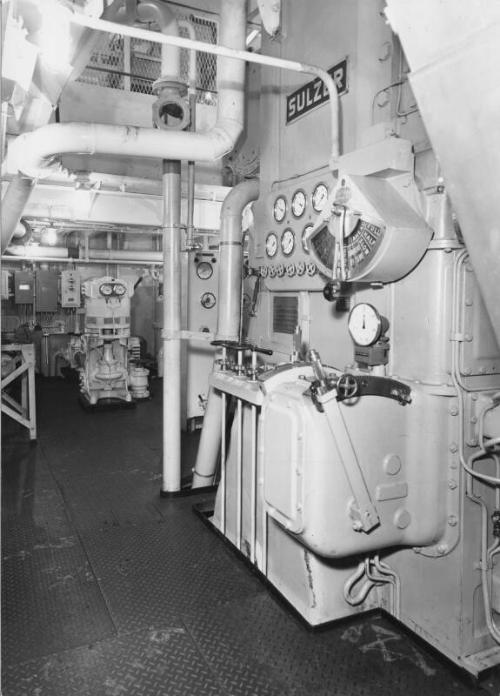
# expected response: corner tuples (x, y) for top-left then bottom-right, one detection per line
(308, 173), (432, 283)
(309, 218), (385, 280)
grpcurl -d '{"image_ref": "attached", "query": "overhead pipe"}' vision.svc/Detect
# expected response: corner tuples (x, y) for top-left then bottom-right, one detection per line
(192, 178), (259, 489)
(3, 2), (339, 251)
(4, 244), (163, 263)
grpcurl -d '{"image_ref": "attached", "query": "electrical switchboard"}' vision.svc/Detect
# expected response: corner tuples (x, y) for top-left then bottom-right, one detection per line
(35, 270), (58, 312)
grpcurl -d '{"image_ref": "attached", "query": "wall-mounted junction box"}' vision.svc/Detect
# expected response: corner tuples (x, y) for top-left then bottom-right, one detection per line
(14, 271), (34, 304)
(60, 270), (81, 308)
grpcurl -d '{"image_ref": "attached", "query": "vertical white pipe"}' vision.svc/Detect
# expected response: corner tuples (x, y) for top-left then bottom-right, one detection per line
(161, 159), (182, 494)
(136, 0), (181, 80)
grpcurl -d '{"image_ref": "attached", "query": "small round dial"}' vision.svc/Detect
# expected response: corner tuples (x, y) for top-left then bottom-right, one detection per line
(100, 283), (113, 296)
(302, 224), (313, 253)
(348, 303), (384, 346)
(312, 183), (329, 212)
(113, 283), (126, 296)
(281, 228), (295, 256)
(265, 232), (278, 258)
(196, 261), (213, 280)
(200, 291), (216, 309)
(291, 190), (306, 218)
(273, 196), (287, 223)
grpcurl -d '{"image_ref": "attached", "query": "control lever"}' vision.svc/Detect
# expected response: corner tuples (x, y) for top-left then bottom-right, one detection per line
(211, 340), (273, 377)
(249, 274), (261, 317)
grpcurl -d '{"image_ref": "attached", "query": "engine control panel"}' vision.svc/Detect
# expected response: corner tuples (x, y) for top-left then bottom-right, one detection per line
(251, 168), (334, 292)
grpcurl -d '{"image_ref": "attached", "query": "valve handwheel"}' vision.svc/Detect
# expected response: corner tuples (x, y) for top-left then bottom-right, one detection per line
(336, 373), (359, 399)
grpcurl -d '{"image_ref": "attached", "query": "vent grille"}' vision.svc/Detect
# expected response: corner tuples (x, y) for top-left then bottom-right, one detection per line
(273, 296), (298, 335)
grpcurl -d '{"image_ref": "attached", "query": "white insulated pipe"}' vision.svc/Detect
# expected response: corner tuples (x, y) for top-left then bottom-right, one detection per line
(161, 160), (182, 494)
(177, 18), (197, 91)
(4, 245), (163, 263)
(136, 0), (180, 80)
(192, 178), (259, 489)
(216, 178), (259, 341)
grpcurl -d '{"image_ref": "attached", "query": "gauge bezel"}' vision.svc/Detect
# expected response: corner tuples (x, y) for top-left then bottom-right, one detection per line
(273, 195), (287, 223)
(281, 228), (295, 256)
(291, 189), (307, 218)
(200, 291), (216, 309)
(99, 283), (113, 296)
(348, 302), (383, 347)
(113, 283), (126, 296)
(301, 224), (313, 253)
(196, 261), (213, 280)
(265, 231), (278, 258)
(312, 182), (329, 213)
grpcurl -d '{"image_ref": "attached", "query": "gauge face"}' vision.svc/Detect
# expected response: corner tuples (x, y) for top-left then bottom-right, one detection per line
(200, 291), (216, 309)
(291, 190), (307, 218)
(273, 196), (287, 223)
(114, 283), (126, 296)
(348, 303), (382, 346)
(99, 283), (113, 296)
(281, 228), (295, 256)
(312, 183), (329, 212)
(265, 232), (278, 258)
(302, 224), (313, 253)
(196, 261), (213, 280)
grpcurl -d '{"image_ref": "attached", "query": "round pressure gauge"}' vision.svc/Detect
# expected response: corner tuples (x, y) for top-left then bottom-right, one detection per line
(281, 228), (295, 256)
(196, 261), (213, 280)
(348, 303), (385, 346)
(100, 283), (113, 296)
(312, 183), (329, 212)
(114, 283), (126, 296)
(273, 195), (287, 223)
(302, 224), (313, 253)
(200, 291), (216, 309)
(291, 190), (307, 218)
(265, 232), (278, 258)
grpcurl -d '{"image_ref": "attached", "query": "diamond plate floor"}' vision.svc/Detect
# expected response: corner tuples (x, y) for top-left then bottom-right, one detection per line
(1, 378), (497, 695)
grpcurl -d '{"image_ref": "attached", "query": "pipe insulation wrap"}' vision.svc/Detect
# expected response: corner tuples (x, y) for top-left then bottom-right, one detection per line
(136, 0), (180, 80)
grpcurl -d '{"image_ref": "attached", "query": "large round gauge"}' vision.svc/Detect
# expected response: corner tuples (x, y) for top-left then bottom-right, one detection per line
(291, 190), (307, 218)
(265, 232), (278, 258)
(302, 224), (313, 253)
(114, 283), (126, 296)
(196, 261), (213, 280)
(273, 195), (287, 223)
(99, 283), (113, 296)
(281, 228), (295, 256)
(200, 291), (216, 309)
(312, 183), (329, 212)
(348, 303), (384, 346)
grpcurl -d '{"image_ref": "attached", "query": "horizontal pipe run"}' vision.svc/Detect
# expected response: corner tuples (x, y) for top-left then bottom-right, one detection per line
(67, 10), (339, 164)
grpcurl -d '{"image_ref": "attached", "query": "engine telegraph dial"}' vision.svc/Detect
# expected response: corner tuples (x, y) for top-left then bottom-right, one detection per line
(312, 183), (329, 212)
(281, 228), (295, 256)
(291, 190), (307, 218)
(273, 195), (287, 223)
(348, 303), (385, 346)
(265, 232), (278, 258)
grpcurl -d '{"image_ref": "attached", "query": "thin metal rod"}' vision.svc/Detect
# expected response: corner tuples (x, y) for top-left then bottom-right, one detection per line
(220, 390), (227, 534)
(250, 404), (257, 564)
(236, 397), (242, 551)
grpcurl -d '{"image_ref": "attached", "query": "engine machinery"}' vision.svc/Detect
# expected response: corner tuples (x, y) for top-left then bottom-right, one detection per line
(200, 0), (500, 678)
(78, 275), (136, 405)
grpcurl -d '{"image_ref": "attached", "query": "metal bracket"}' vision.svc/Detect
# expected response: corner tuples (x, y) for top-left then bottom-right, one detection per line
(336, 374), (412, 406)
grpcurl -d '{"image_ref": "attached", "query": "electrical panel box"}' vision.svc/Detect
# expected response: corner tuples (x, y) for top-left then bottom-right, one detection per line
(60, 270), (81, 308)
(14, 271), (34, 304)
(35, 270), (58, 312)
(1, 270), (11, 299)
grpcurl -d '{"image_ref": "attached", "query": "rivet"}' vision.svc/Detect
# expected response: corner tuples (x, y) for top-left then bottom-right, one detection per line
(449, 442), (458, 453)
(449, 406), (459, 416)
(352, 521), (363, 532)
(448, 515), (458, 527)
(470, 416), (477, 424)
(465, 334), (473, 342)
(383, 454), (401, 476)
(448, 479), (457, 490)
(437, 544), (448, 555)
(465, 298), (473, 306)
(394, 508), (411, 529)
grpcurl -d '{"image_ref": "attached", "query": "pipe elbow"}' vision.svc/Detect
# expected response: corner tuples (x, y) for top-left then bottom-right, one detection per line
(209, 119), (245, 160)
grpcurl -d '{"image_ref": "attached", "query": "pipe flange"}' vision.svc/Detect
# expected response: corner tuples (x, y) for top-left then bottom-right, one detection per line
(152, 79), (190, 131)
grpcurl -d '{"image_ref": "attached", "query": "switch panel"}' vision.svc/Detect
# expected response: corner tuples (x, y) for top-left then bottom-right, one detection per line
(60, 270), (81, 308)
(36, 270), (58, 312)
(14, 271), (34, 304)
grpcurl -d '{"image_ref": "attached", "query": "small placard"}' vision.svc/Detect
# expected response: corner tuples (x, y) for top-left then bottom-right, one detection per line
(286, 58), (348, 125)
